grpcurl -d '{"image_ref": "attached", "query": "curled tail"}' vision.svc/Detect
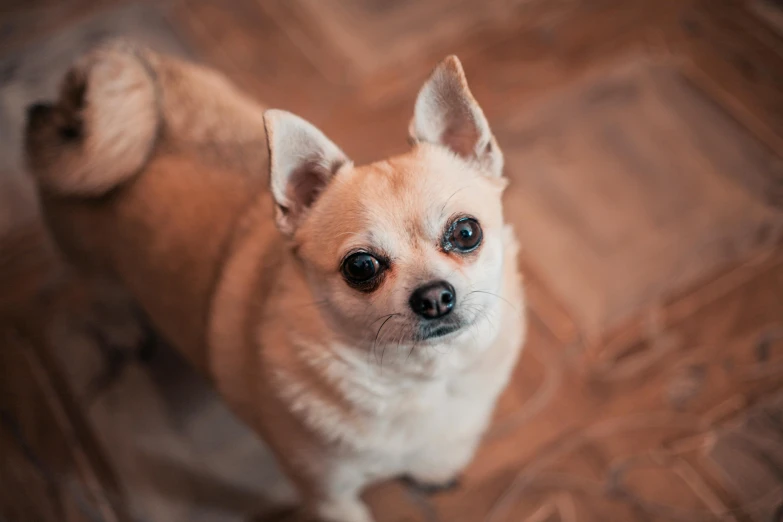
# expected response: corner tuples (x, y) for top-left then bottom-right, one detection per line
(25, 40), (159, 196)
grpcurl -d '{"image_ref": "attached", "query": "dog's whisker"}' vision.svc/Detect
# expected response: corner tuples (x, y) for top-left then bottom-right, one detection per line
(369, 313), (398, 328)
(395, 325), (408, 365)
(372, 313), (400, 370)
(387, 325), (402, 367)
(467, 290), (518, 312)
(379, 325), (397, 372)
(405, 337), (418, 363)
(385, 323), (407, 371)
(439, 186), (469, 220)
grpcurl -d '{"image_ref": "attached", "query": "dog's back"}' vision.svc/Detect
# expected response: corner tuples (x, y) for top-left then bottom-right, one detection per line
(25, 41), (271, 372)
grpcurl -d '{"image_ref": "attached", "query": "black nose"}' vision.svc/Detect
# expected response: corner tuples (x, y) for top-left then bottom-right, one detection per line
(409, 281), (456, 319)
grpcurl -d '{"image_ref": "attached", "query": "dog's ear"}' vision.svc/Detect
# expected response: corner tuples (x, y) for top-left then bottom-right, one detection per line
(264, 110), (350, 236)
(409, 55), (503, 177)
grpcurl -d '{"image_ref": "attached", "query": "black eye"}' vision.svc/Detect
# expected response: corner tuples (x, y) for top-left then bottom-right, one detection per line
(448, 218), (483, 252)
(341, 253), (381, 284)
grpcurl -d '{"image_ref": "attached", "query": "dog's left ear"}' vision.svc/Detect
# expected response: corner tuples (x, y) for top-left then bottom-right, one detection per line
(409, 55), (503, 177)
(265, 109), (350, 236)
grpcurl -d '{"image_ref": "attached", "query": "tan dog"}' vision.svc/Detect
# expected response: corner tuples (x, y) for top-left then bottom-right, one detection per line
(26, 41), (526, 522)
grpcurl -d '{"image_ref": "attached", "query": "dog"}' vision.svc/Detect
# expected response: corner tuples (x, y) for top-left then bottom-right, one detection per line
(25, 41), (526, 522)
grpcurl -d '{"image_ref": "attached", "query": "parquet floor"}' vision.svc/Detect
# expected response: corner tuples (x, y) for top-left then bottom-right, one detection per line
(1, 1), (782, 521)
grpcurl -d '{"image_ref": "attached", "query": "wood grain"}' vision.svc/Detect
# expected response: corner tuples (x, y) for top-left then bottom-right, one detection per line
(502, 60), (783, 345)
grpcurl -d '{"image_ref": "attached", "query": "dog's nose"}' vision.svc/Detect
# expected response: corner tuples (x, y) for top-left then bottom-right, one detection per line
(409, 281), (456, 319)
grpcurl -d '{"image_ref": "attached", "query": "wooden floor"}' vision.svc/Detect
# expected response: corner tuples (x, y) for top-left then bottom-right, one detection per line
(1, 0), (783, 521)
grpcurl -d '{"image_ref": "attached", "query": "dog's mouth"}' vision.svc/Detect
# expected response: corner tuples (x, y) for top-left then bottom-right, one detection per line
(418, 319), (464, 341)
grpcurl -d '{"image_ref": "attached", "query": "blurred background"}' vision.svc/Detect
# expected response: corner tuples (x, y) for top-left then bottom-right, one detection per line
(1, 0), (783, 521)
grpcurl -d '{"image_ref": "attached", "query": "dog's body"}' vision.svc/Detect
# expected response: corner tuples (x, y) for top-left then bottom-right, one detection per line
(26, 42), (525, 522)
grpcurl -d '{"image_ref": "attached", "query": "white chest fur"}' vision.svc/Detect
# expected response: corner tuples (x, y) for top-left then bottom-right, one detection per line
(271, 291), (525, 481)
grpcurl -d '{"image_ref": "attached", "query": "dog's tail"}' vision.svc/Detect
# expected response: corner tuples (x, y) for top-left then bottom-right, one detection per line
(25, 40), (159, 197)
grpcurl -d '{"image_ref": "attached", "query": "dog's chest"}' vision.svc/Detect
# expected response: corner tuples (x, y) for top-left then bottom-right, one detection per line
(336, 354), (512, 480)
(276, 342), (511, 454)
(355, 343), (515, 453)
(380, 372), (495, 442)
(270, 277), (525, 475)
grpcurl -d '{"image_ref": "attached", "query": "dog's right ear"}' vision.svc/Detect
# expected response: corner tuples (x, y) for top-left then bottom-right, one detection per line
(264, 110), (350, 236)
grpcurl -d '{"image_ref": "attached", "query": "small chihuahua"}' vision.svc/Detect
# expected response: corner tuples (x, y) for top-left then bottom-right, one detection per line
(26, 41), (525, 522)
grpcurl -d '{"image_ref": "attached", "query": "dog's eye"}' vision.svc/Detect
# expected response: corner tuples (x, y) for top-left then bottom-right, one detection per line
(448, 218), (483, 252)
(341, 253), (381, 284)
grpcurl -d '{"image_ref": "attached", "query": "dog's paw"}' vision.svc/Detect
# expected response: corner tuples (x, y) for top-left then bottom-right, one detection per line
(402, 474), (461, 495)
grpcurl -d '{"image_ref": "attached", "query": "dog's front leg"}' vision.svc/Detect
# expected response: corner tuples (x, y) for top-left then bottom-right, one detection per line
(308, 495), (372, 522)
(290, 465), (374, 522)
(403, 434), (481, 494)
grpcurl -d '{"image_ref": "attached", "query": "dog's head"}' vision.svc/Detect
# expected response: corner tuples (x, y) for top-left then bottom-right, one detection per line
(265, 56), (508, 351)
